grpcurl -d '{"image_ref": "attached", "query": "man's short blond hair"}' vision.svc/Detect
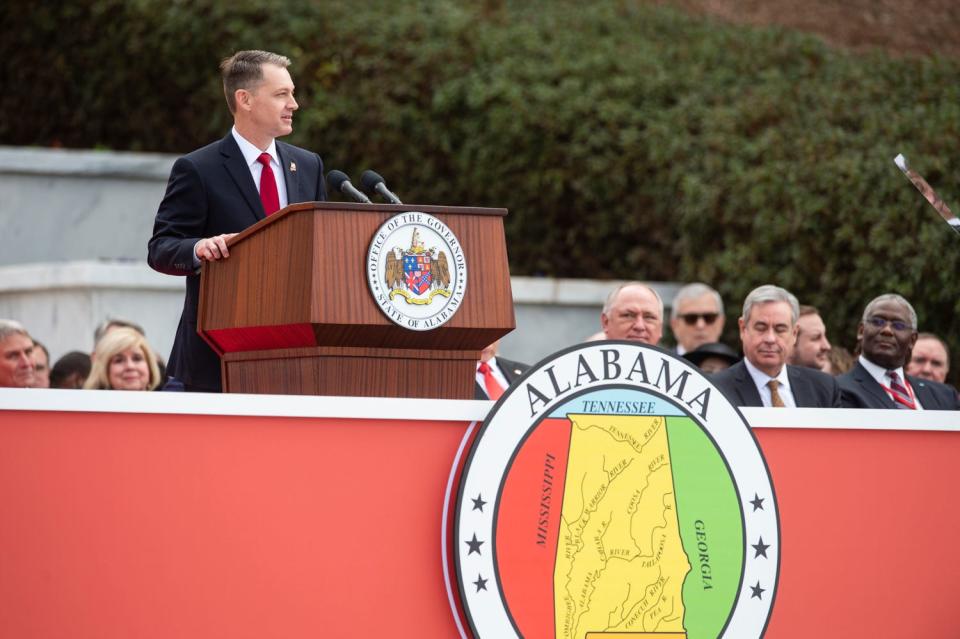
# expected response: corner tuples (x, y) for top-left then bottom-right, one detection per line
(220, 50), (291, 114)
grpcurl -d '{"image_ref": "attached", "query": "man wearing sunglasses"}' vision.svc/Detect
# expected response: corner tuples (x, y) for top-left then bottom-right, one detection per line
(838, 295), (959, 409)
(669, 283), (725, 355)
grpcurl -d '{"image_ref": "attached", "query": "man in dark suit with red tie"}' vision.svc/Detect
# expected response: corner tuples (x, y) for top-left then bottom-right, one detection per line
(838, 294), (959, 410)
(475, 341), (529, 400)
(148, 50), (326, 392)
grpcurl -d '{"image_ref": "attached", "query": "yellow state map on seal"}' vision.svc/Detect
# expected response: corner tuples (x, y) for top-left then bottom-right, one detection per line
(555, 414), (691, 639)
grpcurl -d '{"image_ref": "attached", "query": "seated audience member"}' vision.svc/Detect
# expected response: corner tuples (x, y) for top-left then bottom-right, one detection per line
(92, 318), (146, 359)
(476, 340), (529, 400)
(838, 295), (959, 409)
(682, 342), (740, 374)
(31, 340), (51, 388)
(50, 351), (93, 389)
(711, 285), (841, 407)
(825, 346), (854, 376)
(669, 283), (725, 355)
(907, 332), (950, 385)
(83, 328), (162, 391)
(0, 319), (37, 388)
(600, 282), (664, 346)
(788, 305), (831, 371)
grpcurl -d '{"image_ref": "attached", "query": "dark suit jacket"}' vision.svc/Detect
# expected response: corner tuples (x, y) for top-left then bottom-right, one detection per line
(710, 360), (842, 408)
(148, 134), (326, 391)
(475, 357), (530, 400)
(838, 361), (960, 410)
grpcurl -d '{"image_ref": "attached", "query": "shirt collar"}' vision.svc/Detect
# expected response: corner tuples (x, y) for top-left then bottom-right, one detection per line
(859, 355), (906, 386)
(744, 357), (791, 390)
(231, 126), (278, 168)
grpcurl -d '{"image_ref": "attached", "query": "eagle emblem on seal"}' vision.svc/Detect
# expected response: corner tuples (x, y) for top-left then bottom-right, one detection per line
(384, 228), (452, 305)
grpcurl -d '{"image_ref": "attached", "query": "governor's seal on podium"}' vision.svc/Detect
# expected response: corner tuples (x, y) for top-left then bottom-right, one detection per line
(367, 212), (467, 331)
(451, 341), (779, 639)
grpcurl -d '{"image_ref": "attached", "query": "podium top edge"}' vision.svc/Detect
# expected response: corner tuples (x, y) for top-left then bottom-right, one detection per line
(283, 201), (507, 217)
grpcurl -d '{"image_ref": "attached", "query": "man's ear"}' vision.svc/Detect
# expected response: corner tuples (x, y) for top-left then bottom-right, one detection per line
(234, 89), (251, 111)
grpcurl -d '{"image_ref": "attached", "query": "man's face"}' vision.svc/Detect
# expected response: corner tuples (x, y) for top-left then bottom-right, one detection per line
(907, 337), (949, 383)
(739, 301), (797, 377)
(31, 345), (50, 388)
(0, 333), (37, 388)
(858, 300), (917, 370)
(791, 313), (831, 371)
(670, 293), (724, 352)
(241, 64), (298, 141)
(601, 285), (663, 345)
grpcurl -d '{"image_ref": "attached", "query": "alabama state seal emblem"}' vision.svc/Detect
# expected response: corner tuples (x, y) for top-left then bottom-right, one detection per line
(449, 342), (779, 639)
(367, 212), (467, 331)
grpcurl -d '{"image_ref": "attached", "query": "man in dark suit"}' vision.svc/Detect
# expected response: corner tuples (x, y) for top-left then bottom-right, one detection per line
(838, 294), (959, 410)
(475, 340), (529, 400)
(148, 50), (326, 392)
(711, 285), (841, 408)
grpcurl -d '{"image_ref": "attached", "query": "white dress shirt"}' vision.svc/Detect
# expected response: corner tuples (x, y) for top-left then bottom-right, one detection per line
(231, 127), (289, 209)
(744, 358), (796, 407)
(858, 355), (924, 410)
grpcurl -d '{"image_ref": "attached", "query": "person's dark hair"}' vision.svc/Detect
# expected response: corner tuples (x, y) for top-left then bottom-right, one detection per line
(50, 351), (92, 389)
(220, 50), (291, 114)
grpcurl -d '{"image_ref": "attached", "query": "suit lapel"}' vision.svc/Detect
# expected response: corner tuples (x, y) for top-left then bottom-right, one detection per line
(276, 143), (300, 205)
(786, 367), (811, 407)
(733, 362), (763, 407)
(909, 376), (945, 410)
(853, 363), (896, 408)
(219, 134), (266, 223)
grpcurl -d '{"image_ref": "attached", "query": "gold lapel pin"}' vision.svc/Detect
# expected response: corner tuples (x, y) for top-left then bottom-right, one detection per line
(290, 161), (297, 172)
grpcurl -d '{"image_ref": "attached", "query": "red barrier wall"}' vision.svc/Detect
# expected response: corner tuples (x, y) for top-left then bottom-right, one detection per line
(0, 393), (957, 638)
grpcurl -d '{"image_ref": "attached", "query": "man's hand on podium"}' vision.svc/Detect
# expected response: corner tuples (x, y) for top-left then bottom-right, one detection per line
(194, 233), (238, 262)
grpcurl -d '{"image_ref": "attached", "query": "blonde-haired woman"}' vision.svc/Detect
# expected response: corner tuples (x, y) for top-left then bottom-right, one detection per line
(84, 327), (161, 391)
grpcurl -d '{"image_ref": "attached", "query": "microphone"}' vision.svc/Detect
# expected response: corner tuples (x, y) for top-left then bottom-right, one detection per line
(360, 170), (403, 204)
(326, 170), (371, 203)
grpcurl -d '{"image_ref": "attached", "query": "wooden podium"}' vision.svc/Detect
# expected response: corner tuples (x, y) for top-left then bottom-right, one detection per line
(196, 202), (514, 399)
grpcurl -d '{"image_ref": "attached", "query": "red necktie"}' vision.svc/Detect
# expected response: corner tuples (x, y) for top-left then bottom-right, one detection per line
(257, 152), (280, 215)
(478, 361), (504, 400)
(886, 371), (916, 409)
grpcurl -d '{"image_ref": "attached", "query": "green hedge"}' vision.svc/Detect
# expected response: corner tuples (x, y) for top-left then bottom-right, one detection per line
(4, 0), (959, 378)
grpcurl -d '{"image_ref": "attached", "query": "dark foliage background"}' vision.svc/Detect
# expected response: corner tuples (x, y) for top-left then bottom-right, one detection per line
(3, 0), (959, 379)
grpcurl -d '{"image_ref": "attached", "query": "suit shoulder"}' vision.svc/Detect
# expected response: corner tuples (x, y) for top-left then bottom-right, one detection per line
(708, 361), (743, 386)
(705, 364), (744, 403)
(835, 369), (860, 389)
(909, 376), (960, 410)
(278, 141), (322, 163)
(498, 357), (530, 375)
(790, 365), (836, 385)
(179, 138), (224, 163)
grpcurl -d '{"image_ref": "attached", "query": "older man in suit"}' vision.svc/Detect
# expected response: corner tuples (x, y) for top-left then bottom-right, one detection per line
(0, 319), (37, 388)
(711, 285), (841, 407)
(600, 282), (664, 346)
(148, 50), (326, 392)
(839, 295), (959, 410)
